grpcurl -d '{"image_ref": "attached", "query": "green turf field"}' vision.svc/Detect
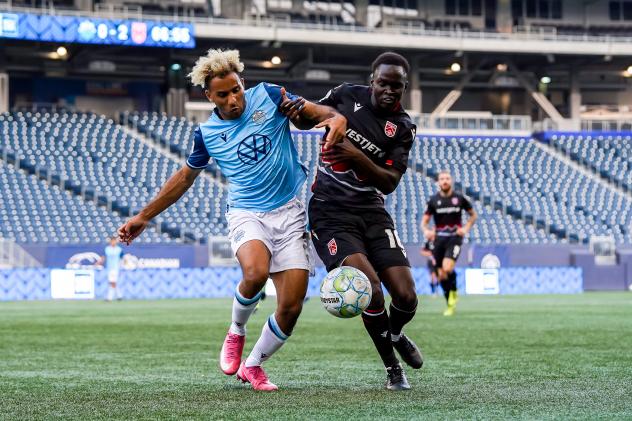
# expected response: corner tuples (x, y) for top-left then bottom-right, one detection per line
(1, 293), (631, 420)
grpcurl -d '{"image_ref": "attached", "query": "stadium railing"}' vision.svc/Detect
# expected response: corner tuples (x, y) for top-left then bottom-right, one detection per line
(537, 118), (632, 132)
(581, 119), (632, 132)
(414, 113), (532, 135)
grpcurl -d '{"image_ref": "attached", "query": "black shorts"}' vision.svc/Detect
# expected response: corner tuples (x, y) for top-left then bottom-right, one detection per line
(308, 198), (410, 272)
(433, 236), (463, 268)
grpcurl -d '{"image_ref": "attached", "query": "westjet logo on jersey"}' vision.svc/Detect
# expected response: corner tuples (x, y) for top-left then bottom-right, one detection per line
(354, 103), (363, 112)
(346, 128), (385, 157)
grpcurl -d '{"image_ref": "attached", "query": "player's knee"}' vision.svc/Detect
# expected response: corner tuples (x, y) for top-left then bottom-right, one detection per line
(393, 291), (418, 311)
(241, 264), (269, 285)
(368, 289), (386, 310)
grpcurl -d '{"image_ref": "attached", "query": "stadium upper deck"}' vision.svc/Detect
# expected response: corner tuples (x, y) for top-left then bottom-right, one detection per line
(4, 0), (632, 55)
(2, 0), (632, 126)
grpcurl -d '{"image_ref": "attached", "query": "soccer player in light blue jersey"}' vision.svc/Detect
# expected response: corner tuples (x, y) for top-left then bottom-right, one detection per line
(117, 49), (346, 391)
(102, 237), (124, 301)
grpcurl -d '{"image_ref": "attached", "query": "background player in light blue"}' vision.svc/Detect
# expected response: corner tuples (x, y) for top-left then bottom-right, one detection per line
(117, 49), (346, 391)
(101, 237), (124, 302)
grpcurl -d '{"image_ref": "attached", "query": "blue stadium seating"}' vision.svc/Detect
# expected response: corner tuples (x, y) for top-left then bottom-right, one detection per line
(0, 110), (228, 243)
(414, 135), (632, 244)
(3, 110), (632, 245)
(0, 159), (170, 243)
(124, 111), (195, 158)
(545, 132), (632, 192)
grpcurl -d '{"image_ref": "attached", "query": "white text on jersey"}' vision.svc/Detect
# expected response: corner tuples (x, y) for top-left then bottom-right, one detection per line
(346, 128), (385, 158)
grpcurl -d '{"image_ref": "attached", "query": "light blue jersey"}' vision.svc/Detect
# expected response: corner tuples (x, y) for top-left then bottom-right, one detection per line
(105, 245), (123, 272)
(186, 82), (307, 212)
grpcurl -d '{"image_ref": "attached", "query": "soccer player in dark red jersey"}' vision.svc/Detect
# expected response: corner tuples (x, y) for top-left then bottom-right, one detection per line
(421, 170), (477, 316)
(282, 52), (422, 391)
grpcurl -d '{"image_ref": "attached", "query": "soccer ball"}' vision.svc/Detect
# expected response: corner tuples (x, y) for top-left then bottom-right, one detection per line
(320, 266), (372, 318)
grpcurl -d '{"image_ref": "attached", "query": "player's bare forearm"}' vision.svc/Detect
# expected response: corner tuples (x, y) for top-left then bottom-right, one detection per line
(322, 138), (401, 194)
(298, 103), (346, 146)
(421, 215), (435, 240)
(278, 90), (345, 146)
(298, 102), (338, 125)
(352, 152), (402, 194)
(464, 209), (478, 232)
(291, 117), (316, 130)
(138, 166), (201, 221)
(420, 215), (431, 231)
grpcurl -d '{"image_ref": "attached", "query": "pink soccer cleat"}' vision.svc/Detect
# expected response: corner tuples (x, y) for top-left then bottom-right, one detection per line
(236, 362), (278, 391)
(219, 331), (245, 375)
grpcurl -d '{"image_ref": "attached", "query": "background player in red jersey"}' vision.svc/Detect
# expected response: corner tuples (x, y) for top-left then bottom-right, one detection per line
(421, 170), (477, 316)
(283, 52), (422, 391)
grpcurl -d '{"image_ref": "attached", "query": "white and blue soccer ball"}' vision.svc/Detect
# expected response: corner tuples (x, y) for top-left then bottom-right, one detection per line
(320, 266), (372, 318)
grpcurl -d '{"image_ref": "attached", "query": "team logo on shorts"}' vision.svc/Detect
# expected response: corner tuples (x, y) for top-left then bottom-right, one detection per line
(252, 110), (266, 124)
(452, 197), (459, 205)
(327, 238), (338, 256)
(384, 121), (397, 138)
(233, 229), (245, 243)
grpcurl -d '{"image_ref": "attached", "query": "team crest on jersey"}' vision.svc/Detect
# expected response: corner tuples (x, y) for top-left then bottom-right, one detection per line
(452, 197), (459, 205)
(327, 238), (338, 256)
(384, 121), (397, 138)
(252, 110), (266, 124)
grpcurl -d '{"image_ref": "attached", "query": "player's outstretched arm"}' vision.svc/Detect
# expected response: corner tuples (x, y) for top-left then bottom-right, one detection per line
(278, 87), (346, 149)
(421, 214), (436, 241)
(117, 166), (202, 245)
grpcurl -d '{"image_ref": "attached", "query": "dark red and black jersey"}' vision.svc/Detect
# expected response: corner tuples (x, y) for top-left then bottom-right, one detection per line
(425, 191), (473, 237)
(312, 83), (416, 208)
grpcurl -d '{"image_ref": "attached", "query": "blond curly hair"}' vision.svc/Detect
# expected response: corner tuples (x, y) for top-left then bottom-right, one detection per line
(188, 49), (245, 88)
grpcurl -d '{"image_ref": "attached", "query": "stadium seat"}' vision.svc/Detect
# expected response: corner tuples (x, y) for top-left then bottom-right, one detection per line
(3, 110), (631, 245)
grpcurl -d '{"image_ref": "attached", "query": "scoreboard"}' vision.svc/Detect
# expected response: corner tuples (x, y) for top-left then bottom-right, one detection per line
(0, 11), (195, 48)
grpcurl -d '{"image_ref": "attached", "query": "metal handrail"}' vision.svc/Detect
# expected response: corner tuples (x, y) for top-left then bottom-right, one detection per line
(415, 114), (532, 132)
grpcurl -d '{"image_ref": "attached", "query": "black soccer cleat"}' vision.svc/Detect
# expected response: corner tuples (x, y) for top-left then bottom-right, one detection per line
(392, 334), (423, 369)
(385, 363), (411, 391)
